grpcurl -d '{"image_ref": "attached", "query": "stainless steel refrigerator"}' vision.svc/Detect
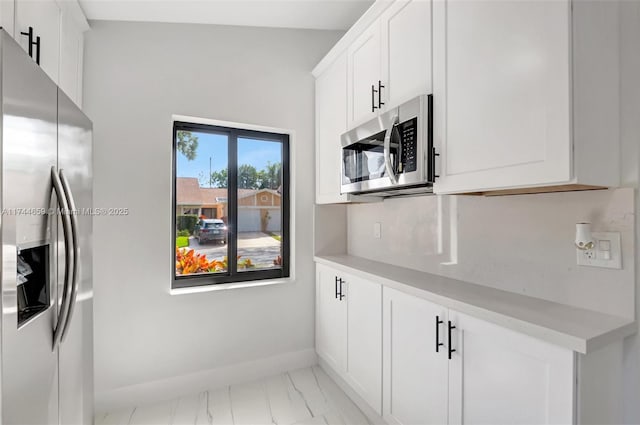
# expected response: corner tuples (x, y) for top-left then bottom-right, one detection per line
(0, 30), (93, 424)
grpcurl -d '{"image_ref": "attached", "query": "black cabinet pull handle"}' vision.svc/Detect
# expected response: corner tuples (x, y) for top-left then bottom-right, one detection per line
(20, 27), (34, 58)
(339, 279), (345, 301)
(435, 316), (444, 352)
(19, 27), (41, 65)
(371, 85), (379, 112)
(35, 35), (41, 66)
(378, 80), (385, 108)
(448, 320), (456, 359)
(334, 276), (340, 299)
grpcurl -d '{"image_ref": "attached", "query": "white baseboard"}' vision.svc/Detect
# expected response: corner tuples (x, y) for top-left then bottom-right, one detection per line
(95, 348), (318, 413)
(318, 357), (387, 425)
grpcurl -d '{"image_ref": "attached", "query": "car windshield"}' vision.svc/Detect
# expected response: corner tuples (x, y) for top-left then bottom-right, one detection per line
(204, 222), (224, 229)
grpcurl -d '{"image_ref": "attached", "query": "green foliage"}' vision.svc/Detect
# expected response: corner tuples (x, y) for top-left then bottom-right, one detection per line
(209, 168), (228, 188)
(177, 229), (190, 237)
(176, 236), (190, 248)
(258, 161), (281, 190)
(202, 161), (282, 190)
(238, 164), (259, 189)
(177, 131), (199, 161)
(177, 215), (199, 233)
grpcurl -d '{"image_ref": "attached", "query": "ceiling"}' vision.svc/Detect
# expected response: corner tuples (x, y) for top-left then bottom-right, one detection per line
(78, 0), (375, 31)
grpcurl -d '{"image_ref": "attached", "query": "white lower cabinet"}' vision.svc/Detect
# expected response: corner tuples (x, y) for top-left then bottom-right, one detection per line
(382, 287), (448, 425)
(344, 272), (382, 414)
(383, 289), (575, 425)
(318, 265), (622, 424)
(315, 263), (382, 414)
(316, 263), (346, 373)
(447, 311), (574, 425)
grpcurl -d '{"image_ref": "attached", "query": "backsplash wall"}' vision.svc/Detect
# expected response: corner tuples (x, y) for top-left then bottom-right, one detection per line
(347, 188), (635, 318)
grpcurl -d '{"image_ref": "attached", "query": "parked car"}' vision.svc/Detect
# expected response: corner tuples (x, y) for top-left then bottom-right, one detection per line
(194, 219), (227, 244)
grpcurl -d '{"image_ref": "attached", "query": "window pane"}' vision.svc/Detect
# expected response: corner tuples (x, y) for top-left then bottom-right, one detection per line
(236, 137), (283, 272)
(175, 130), (229, 276)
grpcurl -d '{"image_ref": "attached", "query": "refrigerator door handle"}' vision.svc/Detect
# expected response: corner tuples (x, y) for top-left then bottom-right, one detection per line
(59, 169), (79, 342)
(51, 167), (74, 350)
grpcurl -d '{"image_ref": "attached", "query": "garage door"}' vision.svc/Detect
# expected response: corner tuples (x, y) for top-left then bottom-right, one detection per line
(266, 210), (281, 232)
(238, 209), (261, 232)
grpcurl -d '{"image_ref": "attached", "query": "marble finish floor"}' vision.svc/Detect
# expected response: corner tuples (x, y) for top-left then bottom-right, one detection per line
(95, 366), (372, 425)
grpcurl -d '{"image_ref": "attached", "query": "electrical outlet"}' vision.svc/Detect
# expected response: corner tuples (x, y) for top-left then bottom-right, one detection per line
(582, 249), (595, 260)
(576, 232), (621, 269)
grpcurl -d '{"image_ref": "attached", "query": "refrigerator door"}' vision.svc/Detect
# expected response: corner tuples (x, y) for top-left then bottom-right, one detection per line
(1, 32), (60, 424)
(57, 89), (93, 425)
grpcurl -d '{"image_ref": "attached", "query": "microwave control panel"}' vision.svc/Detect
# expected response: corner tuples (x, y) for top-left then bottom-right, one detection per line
(399, 117), (418, 173)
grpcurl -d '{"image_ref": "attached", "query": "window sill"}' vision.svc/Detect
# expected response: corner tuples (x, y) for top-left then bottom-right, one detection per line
(169, 277), (293, 295)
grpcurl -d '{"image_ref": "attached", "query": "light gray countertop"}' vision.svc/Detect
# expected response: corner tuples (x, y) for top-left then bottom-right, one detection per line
(315, 254), (636, 354)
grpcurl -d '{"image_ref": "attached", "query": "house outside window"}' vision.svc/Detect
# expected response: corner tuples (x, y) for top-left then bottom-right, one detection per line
(173, 121), (290, 287)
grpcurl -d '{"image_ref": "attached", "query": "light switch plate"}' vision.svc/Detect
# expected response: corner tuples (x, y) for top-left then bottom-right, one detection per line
(576, 232), (622, 269)
(374, 222), (382, 239)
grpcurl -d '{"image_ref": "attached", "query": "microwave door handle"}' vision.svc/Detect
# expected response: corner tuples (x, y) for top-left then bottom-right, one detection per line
(384, 116), (399, 184)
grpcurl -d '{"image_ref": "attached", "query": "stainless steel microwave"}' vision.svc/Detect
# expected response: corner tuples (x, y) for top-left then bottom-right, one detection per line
(340, 94), (435, 196)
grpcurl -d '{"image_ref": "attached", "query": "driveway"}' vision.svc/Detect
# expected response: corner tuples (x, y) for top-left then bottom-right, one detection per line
(188, 232), (281, 268)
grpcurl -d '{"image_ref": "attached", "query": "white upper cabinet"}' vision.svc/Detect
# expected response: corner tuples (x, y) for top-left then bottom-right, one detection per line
(447, 311), (575, 424)
(8, 0), (87, 106)
(347, 0), (432, 129)
(347, 24), (382, 128)
(315, 0), (432, 203)
(0, 1), (15, 36)
(380, 0), (432, 111)
(316, 53), (349, 204)
(59, 7), (86, 107)
(15, 0), (61, 84)
(433, 0), (621, 195)
(382, 287), (448, 425)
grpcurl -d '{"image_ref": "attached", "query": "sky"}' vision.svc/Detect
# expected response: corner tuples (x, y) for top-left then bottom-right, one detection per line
(176, 132), (282, 186)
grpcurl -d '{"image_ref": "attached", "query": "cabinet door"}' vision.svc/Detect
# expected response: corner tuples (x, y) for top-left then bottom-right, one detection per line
(1, 0), (15, 37)
(15, 0), (60, 83)
(316, 53), (349, 204)
(347, 23), (381, 128)
(315, 264), (346, 373)
(433, 0), (572, 194)
(448, 311), (575, 425)
(343, 273), (382, 414)
(382, 287), (448, 425)
(59, 11), (83, 107)
(380, 0), (432, 110)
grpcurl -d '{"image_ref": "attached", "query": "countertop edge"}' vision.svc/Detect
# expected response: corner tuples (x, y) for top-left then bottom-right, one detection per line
(314, 255), (637, 355)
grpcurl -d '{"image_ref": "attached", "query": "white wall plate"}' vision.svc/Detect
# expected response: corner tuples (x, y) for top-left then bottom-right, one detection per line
(576, 232), (622, 269)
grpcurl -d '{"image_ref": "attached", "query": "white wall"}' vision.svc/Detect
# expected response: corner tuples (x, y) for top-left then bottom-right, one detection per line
(83, 21), (342, 410)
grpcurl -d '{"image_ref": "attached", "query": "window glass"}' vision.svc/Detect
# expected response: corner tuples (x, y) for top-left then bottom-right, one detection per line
(236, 137), (283, 272)
(173, 123), (290, 287)
(175, 131), (229, 276)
